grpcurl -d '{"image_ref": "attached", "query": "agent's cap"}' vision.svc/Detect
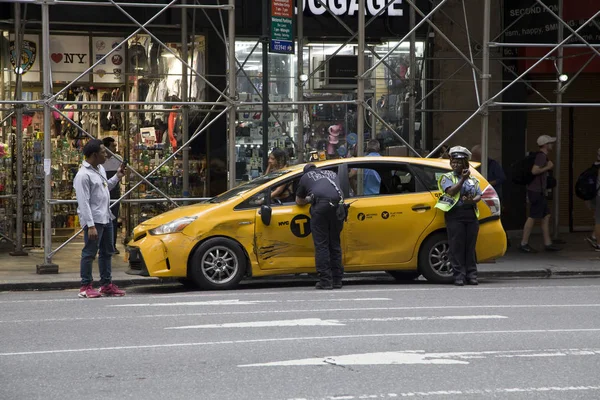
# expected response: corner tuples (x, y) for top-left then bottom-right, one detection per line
(448, 145), (472, 160)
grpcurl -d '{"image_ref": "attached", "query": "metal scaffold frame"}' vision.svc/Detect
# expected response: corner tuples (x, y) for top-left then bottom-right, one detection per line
(1, 0), (599, 270)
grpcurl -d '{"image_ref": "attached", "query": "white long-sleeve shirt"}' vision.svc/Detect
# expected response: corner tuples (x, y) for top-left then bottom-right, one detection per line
(73, 161), (119, 228)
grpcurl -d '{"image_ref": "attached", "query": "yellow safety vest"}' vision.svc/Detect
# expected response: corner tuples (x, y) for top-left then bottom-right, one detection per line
(435, 172), (480, 218)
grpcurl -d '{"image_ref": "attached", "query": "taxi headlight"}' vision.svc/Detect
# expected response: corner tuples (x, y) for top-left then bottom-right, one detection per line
(149, 216), (198, 235)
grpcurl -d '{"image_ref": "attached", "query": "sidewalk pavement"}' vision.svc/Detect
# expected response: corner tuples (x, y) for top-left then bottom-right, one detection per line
(1, 232), (599, 292)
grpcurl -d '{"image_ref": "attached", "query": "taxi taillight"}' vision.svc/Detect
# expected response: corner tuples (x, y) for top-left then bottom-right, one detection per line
(482, 185), (501, 216)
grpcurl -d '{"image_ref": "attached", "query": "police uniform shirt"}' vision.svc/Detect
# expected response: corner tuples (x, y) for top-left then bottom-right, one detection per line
(440, 173), (481, 207)
(297, 169), (341, 201)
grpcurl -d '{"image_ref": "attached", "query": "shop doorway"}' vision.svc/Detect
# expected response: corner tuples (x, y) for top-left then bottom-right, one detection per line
(569, 106), (600, 231)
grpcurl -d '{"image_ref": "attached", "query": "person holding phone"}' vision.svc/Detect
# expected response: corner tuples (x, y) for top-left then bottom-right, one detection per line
(102, 137), (123, 254)
(73, 139), (126, 298)
(435, 146), (482, 286)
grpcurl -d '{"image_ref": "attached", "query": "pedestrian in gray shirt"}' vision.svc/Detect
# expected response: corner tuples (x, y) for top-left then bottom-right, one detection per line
(74, 139), (125, 298)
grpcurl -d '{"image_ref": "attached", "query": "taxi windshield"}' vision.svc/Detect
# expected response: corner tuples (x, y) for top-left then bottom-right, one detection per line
(205, 169), (292, 203)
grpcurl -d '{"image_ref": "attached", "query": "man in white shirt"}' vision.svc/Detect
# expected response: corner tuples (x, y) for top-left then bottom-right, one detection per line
(74, 139), (125, 298)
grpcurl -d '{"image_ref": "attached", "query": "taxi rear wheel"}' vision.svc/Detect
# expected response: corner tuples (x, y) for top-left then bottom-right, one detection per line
(189, 238), (247, 290)
(418, 232), (454, 284)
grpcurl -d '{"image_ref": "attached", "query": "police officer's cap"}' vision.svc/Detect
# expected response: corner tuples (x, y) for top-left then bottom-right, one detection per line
(448, 146), (472, 160)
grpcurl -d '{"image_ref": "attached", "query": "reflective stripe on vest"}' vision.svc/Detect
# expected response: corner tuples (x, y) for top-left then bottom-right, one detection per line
(434, 172), (480, 218)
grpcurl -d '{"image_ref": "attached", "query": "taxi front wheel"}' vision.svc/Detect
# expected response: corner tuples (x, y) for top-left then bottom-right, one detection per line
(418, 232), (454, 284)
(189, 238), (247, 290)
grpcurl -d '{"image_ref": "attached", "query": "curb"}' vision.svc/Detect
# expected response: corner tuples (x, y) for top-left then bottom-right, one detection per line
(0, 277), (162, 292)
(1, 270), (600, 292)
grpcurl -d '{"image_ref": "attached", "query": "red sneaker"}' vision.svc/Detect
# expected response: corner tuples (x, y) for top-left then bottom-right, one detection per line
(78, 284), (101, 298)
(99, 283), (126, 297)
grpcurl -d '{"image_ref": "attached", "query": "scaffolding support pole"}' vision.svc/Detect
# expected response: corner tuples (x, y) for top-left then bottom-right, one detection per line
(261, 0), (269, 173)
(553, 0), (564, 240)
(356, 0), (365, 157)
(37, 1), (58, 274)
(297, 0), (304, 163)
(11, 2), (27, 257)
(181, 0), (190, 201)
(480, 0), (491, 178)
(408, 2), (416, 149)
(228, 0), (237, 188)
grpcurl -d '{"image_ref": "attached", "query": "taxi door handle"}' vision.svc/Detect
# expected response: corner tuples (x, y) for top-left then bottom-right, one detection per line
(412, 204), (431, 211)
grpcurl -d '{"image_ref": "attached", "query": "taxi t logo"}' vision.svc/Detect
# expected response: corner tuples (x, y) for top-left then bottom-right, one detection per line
(290, 214), (311, 238)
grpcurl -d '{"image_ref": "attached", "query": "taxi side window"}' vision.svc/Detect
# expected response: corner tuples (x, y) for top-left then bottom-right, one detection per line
(410, 165), (449, 191)
(347, 163), (421, 197)
(235, 177), (300, 210)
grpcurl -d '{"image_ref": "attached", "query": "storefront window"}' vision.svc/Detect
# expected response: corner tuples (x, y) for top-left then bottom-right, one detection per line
(234, 39), (425, 182)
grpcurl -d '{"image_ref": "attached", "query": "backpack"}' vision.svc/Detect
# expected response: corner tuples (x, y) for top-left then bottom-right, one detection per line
(511, 152), (539, 185)
(575, 165), (600, 200)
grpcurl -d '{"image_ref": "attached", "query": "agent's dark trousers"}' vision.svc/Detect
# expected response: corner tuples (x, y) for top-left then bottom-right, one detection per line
(310, 204), (344, 285)
(445, 207), (479, 281)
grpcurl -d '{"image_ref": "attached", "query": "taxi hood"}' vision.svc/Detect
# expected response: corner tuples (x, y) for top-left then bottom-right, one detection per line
(135, 202), (216, 230)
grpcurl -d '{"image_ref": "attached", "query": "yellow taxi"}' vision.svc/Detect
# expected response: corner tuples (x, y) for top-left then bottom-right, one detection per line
(126, 156), (507, 289)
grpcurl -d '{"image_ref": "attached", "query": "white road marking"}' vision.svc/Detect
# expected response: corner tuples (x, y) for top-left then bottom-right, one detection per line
(288, 386), (600, 399)
(239, 348), (600, 367)
(109, 299), (277, 307)
(3, 284), (600, 304)
(3, 305), (600, 324)
(166, 318), (346, 329)
(108, 298), (390, 307)
(3, 329), (600, 357)
(164, 315), (507, 330)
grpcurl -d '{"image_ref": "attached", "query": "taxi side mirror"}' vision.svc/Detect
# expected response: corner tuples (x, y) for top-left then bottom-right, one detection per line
(260, 205), (272, 226)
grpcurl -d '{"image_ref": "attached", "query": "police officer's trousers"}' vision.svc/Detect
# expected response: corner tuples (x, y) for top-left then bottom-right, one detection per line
(445, 206), (479, 281)
(310, 203), (344, 285)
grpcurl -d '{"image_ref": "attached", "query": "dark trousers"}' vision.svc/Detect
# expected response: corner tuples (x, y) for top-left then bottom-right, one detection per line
(110, 202), (120, 248)
(445, 207), (479, 281)
(310, 204), (344, 284)
(80, 223), (114, 286)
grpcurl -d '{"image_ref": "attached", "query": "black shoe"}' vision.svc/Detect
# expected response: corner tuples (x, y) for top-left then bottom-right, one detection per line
(545, 244), (561, 252)
(467, 278), (478, 285)
(332, 281), (343, 289)
(553, 238), (566, 245)
(519, 244), (538, 253)
(315, 282), (333, 290)
(114, 249), (120, 255)
(454, 280), (464, 286)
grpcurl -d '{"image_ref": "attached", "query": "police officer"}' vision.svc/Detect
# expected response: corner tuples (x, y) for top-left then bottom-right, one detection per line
(296, 164), (344, 290)
(435, 146), (482, 286)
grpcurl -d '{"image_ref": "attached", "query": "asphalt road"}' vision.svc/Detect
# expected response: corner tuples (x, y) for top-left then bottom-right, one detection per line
(2, 277), (600, 400)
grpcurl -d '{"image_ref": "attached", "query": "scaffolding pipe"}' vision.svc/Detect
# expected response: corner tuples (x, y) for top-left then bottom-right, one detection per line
(297, 0), (305, 163)
(7, 0), (230, 8)
(52, 0), (178, 101)
(11, 2), (27, 257)
(480, 0), (491, 178)
(553, 0), (564, 240)
(462, 0), (480, 107)
(228, 0), (237, 188)
(535, 0), (600, 61)
(364, 0), (448, 76)
(492, 102), (600, 108)
(261, 0), (269, 173)
(357, 0), (365, 157)
(37, 1), (58, 273)
(109, 0), (233, 104)
(408, 2), (416, 149)
(489, 42), (600, 48)
(49, 106), (231, 258)
(181, 0), (190, 201)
